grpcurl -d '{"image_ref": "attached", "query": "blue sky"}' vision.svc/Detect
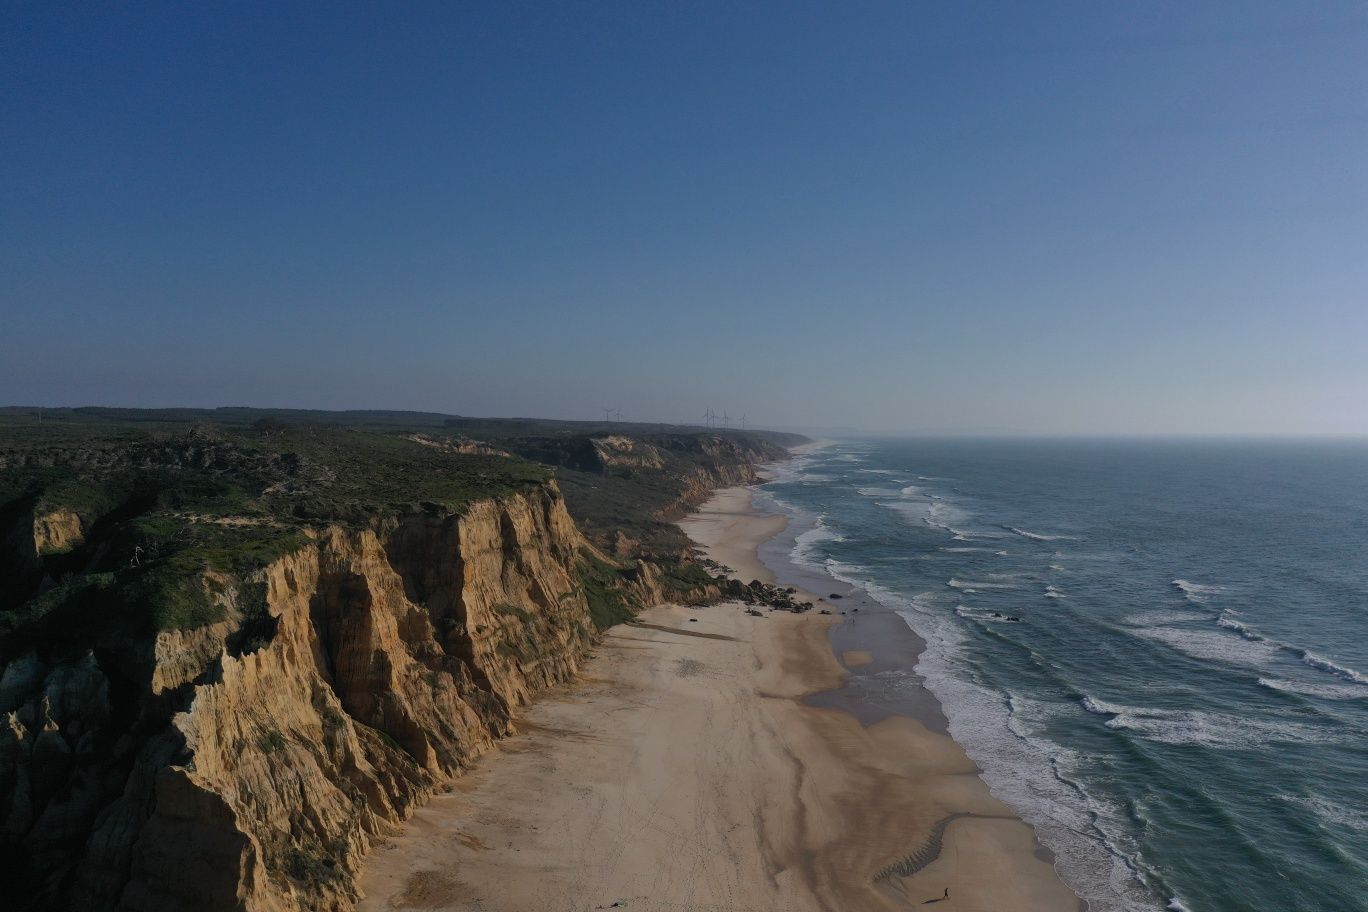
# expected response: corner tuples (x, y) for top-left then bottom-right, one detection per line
(3, 2), (1366, 434)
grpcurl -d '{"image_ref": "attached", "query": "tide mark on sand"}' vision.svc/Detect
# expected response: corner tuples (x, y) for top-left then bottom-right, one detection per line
(874, 812), (1007, 883)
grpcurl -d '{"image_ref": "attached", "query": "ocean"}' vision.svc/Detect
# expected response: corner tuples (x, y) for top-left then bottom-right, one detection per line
(755, 438), (1368, 912)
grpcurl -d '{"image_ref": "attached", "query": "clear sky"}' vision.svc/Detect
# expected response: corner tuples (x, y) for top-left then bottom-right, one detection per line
(4, 2), (1366, 434)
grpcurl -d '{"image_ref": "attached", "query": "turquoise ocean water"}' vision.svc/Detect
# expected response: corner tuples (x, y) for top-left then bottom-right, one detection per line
(756, 438), (1368, 911)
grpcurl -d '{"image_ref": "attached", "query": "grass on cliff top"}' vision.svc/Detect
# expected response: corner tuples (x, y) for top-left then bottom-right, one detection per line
(247, 428), (551, 520)
(0, 424), (552, 524)
(0, 425), (552, 642)
(1, 412), (798, 642)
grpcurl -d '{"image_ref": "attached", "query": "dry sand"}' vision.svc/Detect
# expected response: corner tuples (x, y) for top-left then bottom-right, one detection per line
(357, 485), (1082, 912)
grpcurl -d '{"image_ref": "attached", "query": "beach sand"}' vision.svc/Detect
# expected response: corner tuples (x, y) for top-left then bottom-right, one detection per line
(356, 485), (1081, 912)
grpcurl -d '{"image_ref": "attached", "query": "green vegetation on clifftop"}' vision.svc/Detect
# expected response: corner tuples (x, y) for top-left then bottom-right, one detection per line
(0, 407), (804, 651)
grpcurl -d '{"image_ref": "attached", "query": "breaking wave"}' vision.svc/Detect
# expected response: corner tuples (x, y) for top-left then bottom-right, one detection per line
(1300, 651), (1368, 685)
(1006, 526), (1078, 542)
(1257, 678), (1368, 701)
(1172, 580), (1223, 604)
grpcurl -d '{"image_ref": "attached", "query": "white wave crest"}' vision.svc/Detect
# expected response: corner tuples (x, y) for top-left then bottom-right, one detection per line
(925, 501), (979, 540)
(956, 605), (1015, 623)
(1132, 625), (1281, 668)
(1081, 695), (1122, 716)
(1216, 612), (1262, 640)
(1172, 579), (1223, 603)
(856, 485), (902, 497)
(1006, 526), (1078, 542)
(948, 577), (1020, 591)
(1300, 650), (1368, 685)
(1257, 678), (1368, 701)
(1044, 585), (1063, 599)
(791, 518), (843, 571)
(1102, 706), (1341, 747)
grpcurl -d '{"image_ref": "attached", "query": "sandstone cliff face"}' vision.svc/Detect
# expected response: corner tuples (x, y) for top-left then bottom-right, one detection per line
(33, 508), (84, 558)
(657, 437), (772, 520)
(2, 483), (599, 912)
(590, 435), (665, 470)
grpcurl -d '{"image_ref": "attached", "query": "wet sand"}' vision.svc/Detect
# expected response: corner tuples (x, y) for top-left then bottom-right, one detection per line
(355, 483), (1082, 912)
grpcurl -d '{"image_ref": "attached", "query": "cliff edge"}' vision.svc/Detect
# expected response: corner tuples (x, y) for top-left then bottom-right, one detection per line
(0, 416), (801, 911)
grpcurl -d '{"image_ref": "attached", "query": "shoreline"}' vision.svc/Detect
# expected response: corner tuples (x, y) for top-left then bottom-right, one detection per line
(355, 470), (1082, 911)
(684, 483), (1083, 911)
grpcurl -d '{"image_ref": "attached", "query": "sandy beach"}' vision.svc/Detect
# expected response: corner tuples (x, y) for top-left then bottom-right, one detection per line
(357, 484), (1081, 912)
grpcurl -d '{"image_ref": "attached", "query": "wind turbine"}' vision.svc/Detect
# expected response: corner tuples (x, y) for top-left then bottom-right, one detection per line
(740, 413), (747, 430)
(722, 410), (730, 429)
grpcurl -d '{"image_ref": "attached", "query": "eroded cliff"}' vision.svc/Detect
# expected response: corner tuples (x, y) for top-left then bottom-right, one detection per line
(0, 415), (803, 912)
(2, 485), (619, 911)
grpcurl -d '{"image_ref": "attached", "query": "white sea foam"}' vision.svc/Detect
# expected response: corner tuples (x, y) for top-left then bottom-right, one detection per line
(899, 484), (921, 496)
(878, 500), (932, 523)
(1133, 625), (1281, 668)
(791, 517), (843, 571)
(948, 577), (1020, 591)
(1276, 793), (1368, 832)
(1006, 526), (1078, 542)
(767, 500), (1179, 910)
(1300, 650), (1368, 685)
(1081, 695), (1123, 716)
(1123, 609), (1208, 626)
(1100, 705), (1340, 747)
(924, 501), (980, 540)
(1130, 608), (1368, 695)
(1171, 579), (1223, 604)
(854, 468), (898, 475)
(1257, 678), (1368, 701)
(1044, 585), (1064, 599)
(798, 552), (1157, 903)
(761, 456), (808, 482)
(1216, 612), (1262, 640)
(855, 485), (902, 497)
(955, 605), (1020, 624)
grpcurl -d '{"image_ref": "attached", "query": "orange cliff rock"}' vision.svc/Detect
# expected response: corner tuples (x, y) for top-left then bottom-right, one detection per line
(2, 482), (648, 912)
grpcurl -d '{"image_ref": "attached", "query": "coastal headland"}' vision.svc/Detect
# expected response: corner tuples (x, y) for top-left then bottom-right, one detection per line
(356, 479), (1082, 911)
(1, 412), (1077, 910)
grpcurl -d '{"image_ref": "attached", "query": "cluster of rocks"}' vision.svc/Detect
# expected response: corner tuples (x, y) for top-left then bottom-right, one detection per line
(717, 578), (815, 614)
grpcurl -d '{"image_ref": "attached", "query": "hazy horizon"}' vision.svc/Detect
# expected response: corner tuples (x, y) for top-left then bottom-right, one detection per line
(5, 3), (1366, 435)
